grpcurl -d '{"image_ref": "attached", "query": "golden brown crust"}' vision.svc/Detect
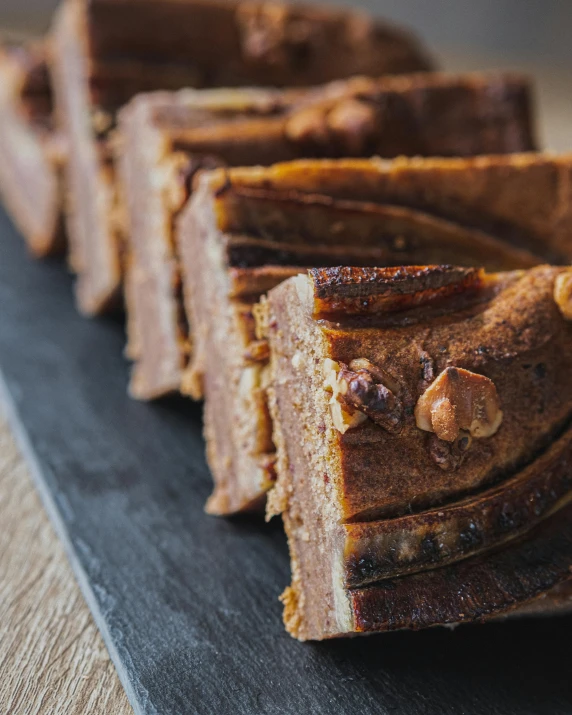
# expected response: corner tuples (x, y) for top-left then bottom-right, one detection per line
(211, 153), (572, 263)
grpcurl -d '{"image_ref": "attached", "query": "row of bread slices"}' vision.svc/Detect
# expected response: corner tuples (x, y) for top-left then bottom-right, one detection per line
(1, 0), (572, 639)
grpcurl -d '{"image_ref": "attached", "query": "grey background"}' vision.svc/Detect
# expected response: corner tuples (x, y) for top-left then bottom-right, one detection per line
(2, 0), (572, 66)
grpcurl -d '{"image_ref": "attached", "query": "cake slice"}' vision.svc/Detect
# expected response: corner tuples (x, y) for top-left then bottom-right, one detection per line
(50, 0), (432, 315)
(0, 41), (66, 256)
(258, 264), (572, 639)
(118, 71), (535, 399)
(178, 154), (572, 515)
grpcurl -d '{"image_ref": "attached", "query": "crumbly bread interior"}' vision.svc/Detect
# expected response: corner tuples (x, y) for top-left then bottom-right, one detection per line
(265, 275), (352, 639)
(117, 96), (189, 397)
(179, 178), (281, 513)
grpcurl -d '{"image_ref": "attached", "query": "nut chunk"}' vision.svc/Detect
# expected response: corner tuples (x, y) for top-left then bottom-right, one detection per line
(324, 358), (402, 433)
(415, 367), (503, 441)
(323, 359), (367, 434)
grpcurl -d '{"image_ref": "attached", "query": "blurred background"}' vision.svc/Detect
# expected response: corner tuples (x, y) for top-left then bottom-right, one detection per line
(1, 0), (570, 150)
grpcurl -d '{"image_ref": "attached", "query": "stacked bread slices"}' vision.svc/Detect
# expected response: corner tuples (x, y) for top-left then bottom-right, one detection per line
(1, 0), (571, 640)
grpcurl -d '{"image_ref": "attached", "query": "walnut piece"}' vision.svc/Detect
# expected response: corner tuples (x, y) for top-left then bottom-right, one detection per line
(415, 367), (503, 442)
(348, 358), (401, 395)
(554, 271), (572, 320)
(323, 359), (367, 434)
(323, 358), (402, 434)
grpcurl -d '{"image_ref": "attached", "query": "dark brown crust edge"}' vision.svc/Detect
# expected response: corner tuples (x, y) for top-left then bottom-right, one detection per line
(310, 265), (484, 317)
(349, 496), (572, 634)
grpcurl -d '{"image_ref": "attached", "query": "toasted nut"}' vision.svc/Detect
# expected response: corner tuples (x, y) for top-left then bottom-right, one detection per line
(329, 399), (368, 434)
(339, 363), (403, 433)
(554, 271), (572, 320)
(327, 98), (377, 154)
(323, 358), (402, 433)
(348, 358), (401, 395)
(285, 106), (330, 146)
(323, 359), (367, 434)
(323, 358), (341, 393)
(415, 367), (503, 442)
(429, 430), (473, 471)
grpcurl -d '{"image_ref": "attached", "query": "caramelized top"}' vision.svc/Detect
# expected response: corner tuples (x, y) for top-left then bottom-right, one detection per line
(208, 154), (572, 262)
(309, 265), (484, 318)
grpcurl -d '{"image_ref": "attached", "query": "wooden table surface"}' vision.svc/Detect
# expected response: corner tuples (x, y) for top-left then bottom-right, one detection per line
(0, 51), (570, 715)
(0, 410), (132, 715)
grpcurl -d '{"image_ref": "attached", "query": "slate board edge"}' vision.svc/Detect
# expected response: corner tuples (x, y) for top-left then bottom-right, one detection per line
(0, 370), (147, 715)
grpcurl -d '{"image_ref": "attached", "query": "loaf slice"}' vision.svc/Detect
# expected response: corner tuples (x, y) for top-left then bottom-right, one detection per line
(178, 154), (572, 514)
(259, 265), (572, 639)
(50, 0), (433, 315)
(0, 41), (66, 256)
(118, 72), (535, 399)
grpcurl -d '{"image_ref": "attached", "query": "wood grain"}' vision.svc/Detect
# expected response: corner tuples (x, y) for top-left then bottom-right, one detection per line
(0, 410), (132, 715)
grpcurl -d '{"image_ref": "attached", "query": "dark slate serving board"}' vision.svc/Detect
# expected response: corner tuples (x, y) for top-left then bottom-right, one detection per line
(1, 208), (572, 715)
